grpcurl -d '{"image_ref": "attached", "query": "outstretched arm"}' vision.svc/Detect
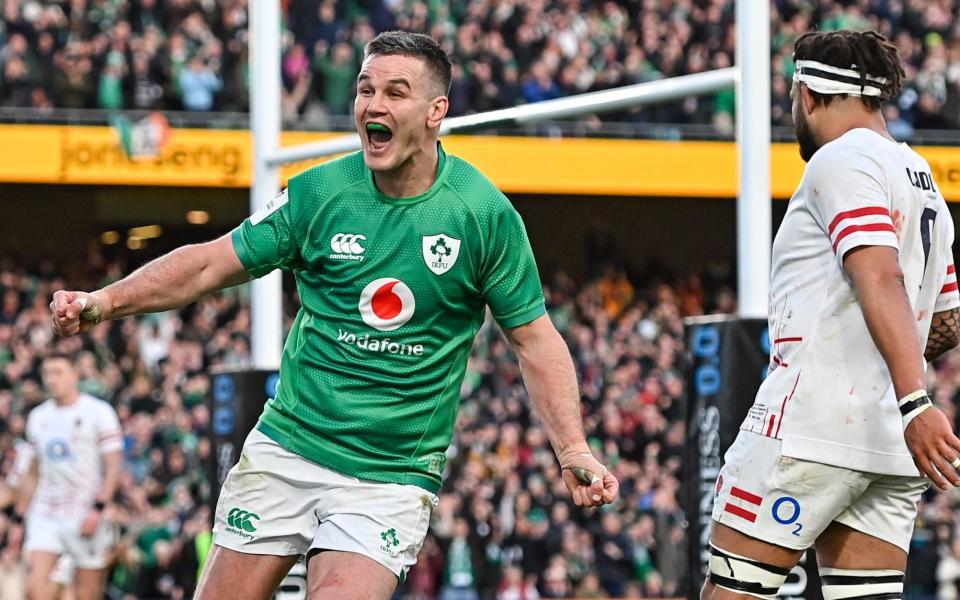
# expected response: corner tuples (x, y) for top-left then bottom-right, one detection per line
(51, 233), (248, 336)
(503, 314), (619, 507)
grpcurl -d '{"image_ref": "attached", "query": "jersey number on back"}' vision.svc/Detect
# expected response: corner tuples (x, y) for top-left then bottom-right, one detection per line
(921, 206), (937, 275)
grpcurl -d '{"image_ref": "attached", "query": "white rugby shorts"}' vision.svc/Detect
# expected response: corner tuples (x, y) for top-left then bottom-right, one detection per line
(711, 431), (928, 552)
(24, 512), (117, 570)
(212, 428), (438, 580)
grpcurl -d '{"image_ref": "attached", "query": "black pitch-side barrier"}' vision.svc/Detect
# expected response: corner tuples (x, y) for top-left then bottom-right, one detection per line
(207, 368), (306, 599)
(684, 317), (821, 600)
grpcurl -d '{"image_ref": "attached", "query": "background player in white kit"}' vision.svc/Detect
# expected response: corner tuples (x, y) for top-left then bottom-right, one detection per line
(701, 30), (960, 600)
(11, 353), (122, 600)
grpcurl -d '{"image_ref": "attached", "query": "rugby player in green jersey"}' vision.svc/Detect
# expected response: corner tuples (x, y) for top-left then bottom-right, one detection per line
(50, 31), (619, 600)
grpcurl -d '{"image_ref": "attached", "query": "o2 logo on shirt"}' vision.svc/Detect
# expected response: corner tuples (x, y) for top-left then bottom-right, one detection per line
(359, 278), (416, 331)
(44, 438), (74, 462)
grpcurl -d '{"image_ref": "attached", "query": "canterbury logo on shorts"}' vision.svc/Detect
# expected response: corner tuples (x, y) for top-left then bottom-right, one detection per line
(227, 507), (260, 532)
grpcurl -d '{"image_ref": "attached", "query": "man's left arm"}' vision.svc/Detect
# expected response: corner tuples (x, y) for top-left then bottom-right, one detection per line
(480, 200), (617, 507)
(80, 449), (121, 538)
(845, 246), (960, 490)
(926, 307), (960, 362)
(81, 405), (124, 537)
(504, 315), (619, 507)
(96, 449), (122, 507)
(927, 260), (960, 363)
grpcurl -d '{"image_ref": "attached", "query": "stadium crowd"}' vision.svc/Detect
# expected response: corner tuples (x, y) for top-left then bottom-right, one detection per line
(1, 241), (960, 600)
(1, 0), (960, 132)
(0, 244), (731, 599)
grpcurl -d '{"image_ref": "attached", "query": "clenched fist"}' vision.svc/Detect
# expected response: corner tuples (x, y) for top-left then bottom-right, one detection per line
(557, 442), (619, 508)
(49, 290), (105, 337)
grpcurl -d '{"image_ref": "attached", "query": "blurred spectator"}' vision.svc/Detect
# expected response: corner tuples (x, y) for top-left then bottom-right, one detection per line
(178, 56), (221, 112)
(915, 93), (953, 129)
(496, 565), (540, 600)
(440, 518), (480, 600)
(886, 104), (916, 141)
(314, 41), (357, 116)
(937, 537), (960, 600)
(283, 44), (310, 87)
(98, 53), (127, 110)
(594, 511), (632, 597)
(1, 57), (31, 106)
(574, 572), (604, 598)
(129, 52), (165, 110)
(52, 49), (95, 109)
(522, 62), (561, 105)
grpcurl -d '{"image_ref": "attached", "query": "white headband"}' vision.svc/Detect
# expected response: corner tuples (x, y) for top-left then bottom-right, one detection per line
(793, 59), (887, 97)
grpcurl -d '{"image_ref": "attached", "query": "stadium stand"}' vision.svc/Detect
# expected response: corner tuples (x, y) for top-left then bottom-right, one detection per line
(3, 1), (960, 598)
(0, 244), (956, 598)
(0, 0), (959, 133)
(0, 247), (737, 599)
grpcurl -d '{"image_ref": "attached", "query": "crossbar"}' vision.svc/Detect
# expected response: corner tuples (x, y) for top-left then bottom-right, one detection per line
(265, 68), (738, 167)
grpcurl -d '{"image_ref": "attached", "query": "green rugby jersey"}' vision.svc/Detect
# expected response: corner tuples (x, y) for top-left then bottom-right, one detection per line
(231, 144), (545, 492)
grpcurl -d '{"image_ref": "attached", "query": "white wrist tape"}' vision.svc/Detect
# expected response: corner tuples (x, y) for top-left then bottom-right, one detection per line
(899, 389), (932, 429)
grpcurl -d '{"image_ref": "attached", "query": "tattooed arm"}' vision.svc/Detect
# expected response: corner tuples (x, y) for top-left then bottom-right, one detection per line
(926, 308), (960, 363)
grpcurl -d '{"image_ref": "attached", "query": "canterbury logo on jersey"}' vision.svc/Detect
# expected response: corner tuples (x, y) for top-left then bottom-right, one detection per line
(226, 507), (260, 532)
(330, 233), (367, 261)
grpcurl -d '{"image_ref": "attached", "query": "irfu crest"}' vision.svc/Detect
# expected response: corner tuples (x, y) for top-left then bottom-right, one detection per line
(422, 234), (462, 275)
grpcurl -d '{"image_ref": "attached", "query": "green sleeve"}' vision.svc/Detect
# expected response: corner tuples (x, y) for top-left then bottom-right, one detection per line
(480, 204), (546, 329)
(231, 186), (302, 278)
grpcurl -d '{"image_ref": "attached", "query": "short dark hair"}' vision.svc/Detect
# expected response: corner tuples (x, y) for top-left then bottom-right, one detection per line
(42, 352), (75, 367)
(793, 30), (904, 111)
(364, 30), (452, 97)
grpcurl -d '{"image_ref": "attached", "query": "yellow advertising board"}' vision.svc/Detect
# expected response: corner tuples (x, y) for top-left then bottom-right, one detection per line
(0, 124), (958, 200)
(0, 125), (333, 187)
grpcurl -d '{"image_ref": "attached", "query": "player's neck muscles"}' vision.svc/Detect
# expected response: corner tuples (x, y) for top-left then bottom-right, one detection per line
(373, 144), (443, 199)
(826, 113), (894, 145)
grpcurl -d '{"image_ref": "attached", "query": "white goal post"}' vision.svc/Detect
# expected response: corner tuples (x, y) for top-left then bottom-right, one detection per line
(248, 1), (769, 368)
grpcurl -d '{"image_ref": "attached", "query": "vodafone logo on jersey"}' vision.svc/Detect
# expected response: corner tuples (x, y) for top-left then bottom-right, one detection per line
(358, 278), (416, 331)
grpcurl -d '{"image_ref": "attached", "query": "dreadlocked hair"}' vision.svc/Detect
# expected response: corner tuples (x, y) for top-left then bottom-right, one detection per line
(793, 30), (904, 111)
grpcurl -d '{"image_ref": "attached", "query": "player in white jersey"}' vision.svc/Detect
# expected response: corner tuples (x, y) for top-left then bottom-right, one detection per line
(701, 30), (960, 600)
(11, 353), (122, 600)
